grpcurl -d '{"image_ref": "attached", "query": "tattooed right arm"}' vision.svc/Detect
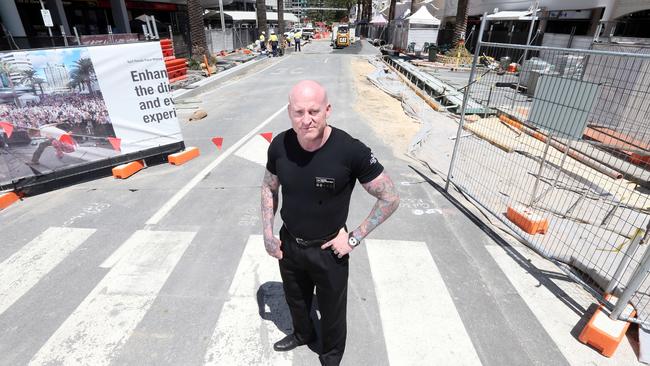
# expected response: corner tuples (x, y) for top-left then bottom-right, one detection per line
(261, 169), (282, 258)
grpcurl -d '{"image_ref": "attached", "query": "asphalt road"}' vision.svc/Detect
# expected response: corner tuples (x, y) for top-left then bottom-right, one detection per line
(0, 39), (640, 365)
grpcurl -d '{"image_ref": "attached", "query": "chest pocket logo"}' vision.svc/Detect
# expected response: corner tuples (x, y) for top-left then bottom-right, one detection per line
(315, 177), (335, 190)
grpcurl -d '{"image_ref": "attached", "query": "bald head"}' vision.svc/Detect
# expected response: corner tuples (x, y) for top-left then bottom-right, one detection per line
(288, 80), (328, 106)
(287, 80), (332, 147)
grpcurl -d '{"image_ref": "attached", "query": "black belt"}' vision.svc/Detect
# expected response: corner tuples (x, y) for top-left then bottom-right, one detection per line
(283, 225), (340, 247)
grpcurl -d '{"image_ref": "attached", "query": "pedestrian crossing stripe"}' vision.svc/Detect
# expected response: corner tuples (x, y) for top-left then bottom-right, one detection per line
(0, 227), (96, 316)
(28, 230), (195, 366)
(203, 235), (292, 365)
(366, 239), (482, 365)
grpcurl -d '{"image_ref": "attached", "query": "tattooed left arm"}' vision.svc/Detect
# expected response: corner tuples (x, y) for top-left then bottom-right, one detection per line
(351, 172), (400, 241)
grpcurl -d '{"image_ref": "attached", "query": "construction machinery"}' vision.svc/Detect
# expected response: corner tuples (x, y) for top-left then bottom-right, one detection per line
(333, 24), (350, 49)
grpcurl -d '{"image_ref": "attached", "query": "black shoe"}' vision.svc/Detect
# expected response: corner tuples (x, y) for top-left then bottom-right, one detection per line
(273, 334), (314, 352)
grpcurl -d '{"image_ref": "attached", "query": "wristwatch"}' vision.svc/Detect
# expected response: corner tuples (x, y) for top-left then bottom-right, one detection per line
(348, 232), (360, 247)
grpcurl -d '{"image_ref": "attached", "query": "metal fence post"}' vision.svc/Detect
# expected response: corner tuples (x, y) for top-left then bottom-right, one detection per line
(610, 243), (650, 320)
(606, 228), (645, 294)
(445, 13), (487, 192)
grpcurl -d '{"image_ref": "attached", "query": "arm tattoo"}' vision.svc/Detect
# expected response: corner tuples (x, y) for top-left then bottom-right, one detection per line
(354, 172), (400, 240)
(261, 169), (280, 252)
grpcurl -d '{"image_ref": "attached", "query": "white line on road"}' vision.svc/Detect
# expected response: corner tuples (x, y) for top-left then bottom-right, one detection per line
(145, 105), (287, 226)
(203, 235), (292, 366)
(29, 230), (195, 366)
(234, 134), (271, 167)
(486, 246), (638, 366)
(366, 240), (482, 366)
(0, 227), (95, 316)
(202, 57), (289, 97)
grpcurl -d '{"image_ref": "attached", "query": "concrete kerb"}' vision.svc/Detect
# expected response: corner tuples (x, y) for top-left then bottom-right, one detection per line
(171, 56), (269, 100)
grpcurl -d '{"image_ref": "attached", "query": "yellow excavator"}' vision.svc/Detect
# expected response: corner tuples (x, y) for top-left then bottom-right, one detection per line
(333, 24), (350, 49)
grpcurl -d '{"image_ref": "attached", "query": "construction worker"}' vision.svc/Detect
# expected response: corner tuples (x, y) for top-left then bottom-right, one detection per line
(259, 31), (267, 54)
(269, 30), (279, 57)
(294, 30), (302, 52)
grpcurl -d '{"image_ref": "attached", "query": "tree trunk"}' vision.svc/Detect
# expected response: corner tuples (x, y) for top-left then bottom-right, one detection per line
(188, 0), (207, 58)
(453, 0), (469, 46)
(388, 0), (396, 21)
(410, 0), (417, 17)
(256, 0), (268, 35)
(277, 0), (284, 38)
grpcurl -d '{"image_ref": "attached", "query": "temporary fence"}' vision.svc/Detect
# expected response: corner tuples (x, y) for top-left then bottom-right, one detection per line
(447, 15), (650, 326)
(205, 27), (257, 54)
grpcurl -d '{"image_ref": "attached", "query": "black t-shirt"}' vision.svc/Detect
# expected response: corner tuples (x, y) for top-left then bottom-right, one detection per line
(266, 126), (384, 239)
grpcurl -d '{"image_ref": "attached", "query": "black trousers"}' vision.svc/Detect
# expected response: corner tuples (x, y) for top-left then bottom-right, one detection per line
(294, 40), (301, 51)
(279, 226), (348, 366)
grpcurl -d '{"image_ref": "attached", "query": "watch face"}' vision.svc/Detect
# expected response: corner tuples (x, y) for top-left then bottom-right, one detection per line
(348, 236), (359, 247)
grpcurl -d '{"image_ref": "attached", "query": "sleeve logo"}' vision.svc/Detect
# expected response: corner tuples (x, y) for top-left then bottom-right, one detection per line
(369, 152), (377, 165)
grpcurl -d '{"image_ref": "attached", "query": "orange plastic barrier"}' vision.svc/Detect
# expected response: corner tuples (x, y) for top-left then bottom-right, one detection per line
(579, 295), (635, 357)
(506, 205), (549, 235)
(168, 147), (200, 165)
(160, 39), (187, 83)
(112, 160), (145, 179)
(0, 191), (20, 210)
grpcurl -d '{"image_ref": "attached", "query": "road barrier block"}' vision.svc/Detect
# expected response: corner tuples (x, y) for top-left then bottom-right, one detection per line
(0, 192), (20, 210)
(579, 295), (635, 357)
(168, 147), (200, 165)
(112, 160), (145, 179)
(506, 205), (549, 235)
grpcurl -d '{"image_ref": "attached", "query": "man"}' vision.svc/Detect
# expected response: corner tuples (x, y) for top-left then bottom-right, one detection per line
(293, 30), (302, 52)
(269, 30), (279, 57)
(261, 80), (400, 366)
(259, 31), (266, 54)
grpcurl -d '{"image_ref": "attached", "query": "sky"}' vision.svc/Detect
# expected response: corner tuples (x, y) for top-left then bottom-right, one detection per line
(21, 48), (90, 79)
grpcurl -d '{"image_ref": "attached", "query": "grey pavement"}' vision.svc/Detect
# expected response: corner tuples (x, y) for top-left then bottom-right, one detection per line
(0, 39), (640, 365)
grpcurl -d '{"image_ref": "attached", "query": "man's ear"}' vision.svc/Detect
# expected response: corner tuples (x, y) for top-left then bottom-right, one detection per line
(325, 103), (332, 118)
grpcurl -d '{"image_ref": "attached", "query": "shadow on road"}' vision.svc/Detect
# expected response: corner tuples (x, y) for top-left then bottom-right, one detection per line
(257, 281), (323, 354)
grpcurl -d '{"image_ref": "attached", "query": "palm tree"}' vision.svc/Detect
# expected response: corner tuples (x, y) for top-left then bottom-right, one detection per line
(453, 0), (469, 46)
(256, 0), (268, 35)
(71, 58), (96, 94)
(188, 0), (207, 58)
(19, 69), (38, 94)
(0, 61), (19, 107)
(34, 77), (45, 95)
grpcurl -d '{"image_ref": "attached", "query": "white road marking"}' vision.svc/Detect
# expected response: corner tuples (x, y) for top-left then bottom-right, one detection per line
(0, 227), (95, 316)
(145, 105), (287, 226)
(366, 239), (482, 366)
(203, 235), (292, 366)
(29, 230), (195, 366)
(234, 134), (271, 166)
(486, 246), (639, 366)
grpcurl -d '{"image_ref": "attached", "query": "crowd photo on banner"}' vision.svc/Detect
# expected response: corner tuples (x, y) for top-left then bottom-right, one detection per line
(0, 47), (119, 184)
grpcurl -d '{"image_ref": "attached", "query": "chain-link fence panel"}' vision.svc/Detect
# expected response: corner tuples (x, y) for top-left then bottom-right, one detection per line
(448, 27), (650, 326)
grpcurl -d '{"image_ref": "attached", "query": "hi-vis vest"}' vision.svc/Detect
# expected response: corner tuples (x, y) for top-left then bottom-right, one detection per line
(259, 34), (265, 41)
(269, 34), (278, 42)
(294, 32), (302, 39)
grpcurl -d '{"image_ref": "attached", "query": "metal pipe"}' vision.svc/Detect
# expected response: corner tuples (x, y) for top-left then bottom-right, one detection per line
(606, 228), (645, 294)
(498, 115), (624, 179)
(60, 25), (68, 46)
(445, 12), (488, 191)
(151, 15), (160, 39)
(529, 133), (552, 206)
(73, 26), (80, 45)
(510, 1), (538, 111)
